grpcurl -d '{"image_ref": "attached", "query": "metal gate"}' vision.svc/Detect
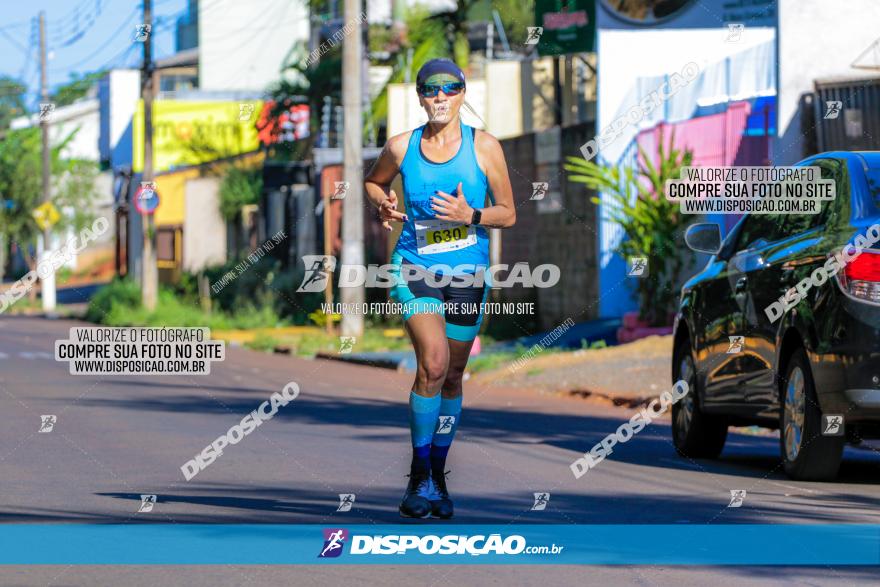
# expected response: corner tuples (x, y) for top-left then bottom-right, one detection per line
(814, 77), (880, 151)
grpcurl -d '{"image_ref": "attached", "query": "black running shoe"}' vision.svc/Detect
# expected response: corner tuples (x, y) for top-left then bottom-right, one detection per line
(429, 469), (454, 519)
(399, 467), (432, 518)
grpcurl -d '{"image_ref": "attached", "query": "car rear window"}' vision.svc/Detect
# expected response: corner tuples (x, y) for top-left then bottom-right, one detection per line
(868, 168), (880, 205)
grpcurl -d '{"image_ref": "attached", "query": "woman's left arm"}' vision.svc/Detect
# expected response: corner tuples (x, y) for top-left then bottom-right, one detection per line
(431, 131), (516, 229)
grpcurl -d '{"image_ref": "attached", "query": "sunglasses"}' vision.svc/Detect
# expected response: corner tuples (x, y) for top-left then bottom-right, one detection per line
(418, 82), (465, 98)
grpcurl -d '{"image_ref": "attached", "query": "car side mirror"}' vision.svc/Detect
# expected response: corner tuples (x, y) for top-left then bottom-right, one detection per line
(685, 223), (722, 255)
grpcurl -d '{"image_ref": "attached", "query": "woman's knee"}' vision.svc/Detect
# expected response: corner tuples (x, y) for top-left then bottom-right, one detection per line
(419, 348), (449, 385)
(442, 365), (465, 392)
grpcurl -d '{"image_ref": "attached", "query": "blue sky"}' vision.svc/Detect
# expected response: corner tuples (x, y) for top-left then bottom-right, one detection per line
(0, 0), (188, 104)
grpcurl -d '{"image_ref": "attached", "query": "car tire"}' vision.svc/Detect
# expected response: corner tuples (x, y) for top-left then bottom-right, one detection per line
(672, 339), (728, 458)
(780, 347), (844, 481)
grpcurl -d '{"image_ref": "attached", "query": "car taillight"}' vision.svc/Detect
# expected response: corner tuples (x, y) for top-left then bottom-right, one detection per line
(838, 251), (880, 303)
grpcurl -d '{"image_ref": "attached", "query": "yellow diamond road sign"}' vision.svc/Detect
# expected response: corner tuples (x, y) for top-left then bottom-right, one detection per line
(32, 202), (61, 231)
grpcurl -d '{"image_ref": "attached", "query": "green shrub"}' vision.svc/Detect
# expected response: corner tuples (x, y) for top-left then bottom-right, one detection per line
(84, 276), (284, 329)
(200, 256), (324, 325)
(219, 165), (262, 221)
(85, 278), (141, 324)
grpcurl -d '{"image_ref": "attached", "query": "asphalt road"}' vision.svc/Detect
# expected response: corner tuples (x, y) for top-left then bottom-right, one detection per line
(2, 315), (880, 585)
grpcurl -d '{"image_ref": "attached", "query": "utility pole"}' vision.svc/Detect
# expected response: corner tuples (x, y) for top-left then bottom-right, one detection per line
(38, 12), (56, 312)
(340, 0), (364, 337)
(141, 0), (158, 310)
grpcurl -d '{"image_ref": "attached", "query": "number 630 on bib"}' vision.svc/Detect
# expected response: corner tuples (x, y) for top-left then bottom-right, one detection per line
(414, 218), (476, 255)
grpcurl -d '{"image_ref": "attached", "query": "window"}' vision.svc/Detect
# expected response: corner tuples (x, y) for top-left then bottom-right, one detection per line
(734, 214), (785, 253)
(816, 159), (842, 227)
(724, 158), (846, 256)
(867, 168), (880, 206)
(777, 158), (843, 236)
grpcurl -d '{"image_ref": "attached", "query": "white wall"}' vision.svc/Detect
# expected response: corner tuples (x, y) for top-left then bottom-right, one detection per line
(597, 27), (776, 165)
(366, 0), (455, 23)
(183, 177), (226, 271)
(198, 0), (309, 92)
(11, 99), (100, 162)
(98, 69), (140, 168)
(486, 60), (523, 139)
(776, 0), (880, 164)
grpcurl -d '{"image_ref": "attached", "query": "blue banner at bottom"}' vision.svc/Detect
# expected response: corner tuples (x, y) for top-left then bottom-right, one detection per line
(1, 525), (878, 565)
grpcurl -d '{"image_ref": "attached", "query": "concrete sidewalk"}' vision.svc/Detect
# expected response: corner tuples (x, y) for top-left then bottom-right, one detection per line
(473, 335), (674, 405)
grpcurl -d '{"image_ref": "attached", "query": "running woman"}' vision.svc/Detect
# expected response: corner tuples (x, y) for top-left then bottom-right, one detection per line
(364, 58), (516, 518)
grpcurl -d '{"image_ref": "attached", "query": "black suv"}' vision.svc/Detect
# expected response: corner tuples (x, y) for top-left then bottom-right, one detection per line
(671, 152), (880, 480)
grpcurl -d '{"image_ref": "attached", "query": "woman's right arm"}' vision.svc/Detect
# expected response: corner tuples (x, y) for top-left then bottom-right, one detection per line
(365, 133), (409, 231)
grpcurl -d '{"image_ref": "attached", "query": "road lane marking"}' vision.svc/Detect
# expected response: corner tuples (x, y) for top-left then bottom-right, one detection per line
(767, 481), (825, 495)
(17, 351), (54, 359)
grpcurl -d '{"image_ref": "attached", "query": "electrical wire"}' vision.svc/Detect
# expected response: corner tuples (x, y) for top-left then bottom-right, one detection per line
(48, 6), (141, 75)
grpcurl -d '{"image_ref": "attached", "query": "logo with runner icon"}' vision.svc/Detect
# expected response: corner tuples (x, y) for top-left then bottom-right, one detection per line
(436, 416), (456, 434)
(824, 101), (843, 120)
(724, 23), (744, 43)
(525, 27), (543, 45)
(332, 182), (349, 200)
(531, 492), (550, 511)
(822, 414), (844, 436)
(531, 182), (549, 201)
(628, 257), (647, 277)
(39, 415), (56, 433)
(338, 337), (356, 354)
(134, 24), (151, 42)
(727, 490), (746, 508)
(726, 336), (744, 354)
(318, 528), (348, 558)
(138, 495), (157, 513)
(239, 103), (255, 122)
(297, 255), (337, 292)
(336, 494), (356, 512)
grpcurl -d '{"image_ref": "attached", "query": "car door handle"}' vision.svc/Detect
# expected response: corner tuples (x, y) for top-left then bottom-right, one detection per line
(781, 256), (827, 271)
(735, 277), (748, 293)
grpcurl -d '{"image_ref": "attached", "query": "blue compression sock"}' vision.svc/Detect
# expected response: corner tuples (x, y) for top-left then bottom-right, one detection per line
(409, 391), (441, 473)
(431, 395), (462, 472)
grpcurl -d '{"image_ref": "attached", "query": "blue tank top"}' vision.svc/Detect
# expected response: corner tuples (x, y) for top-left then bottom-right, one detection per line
(395, 118), (491, 274)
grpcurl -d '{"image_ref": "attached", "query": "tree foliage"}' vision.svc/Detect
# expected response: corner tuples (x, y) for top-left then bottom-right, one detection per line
(490, 0), (535, 47)
(0, 75), (27, 131)
(50, 70), (106, 108)
(0, 127), (99, 263)
(219, 164), (263, 221)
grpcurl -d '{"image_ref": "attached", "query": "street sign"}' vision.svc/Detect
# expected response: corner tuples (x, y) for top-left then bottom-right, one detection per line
(32, 201), (61, 231)
(134, 182), (161, 215)
(534, 0), (596, 56)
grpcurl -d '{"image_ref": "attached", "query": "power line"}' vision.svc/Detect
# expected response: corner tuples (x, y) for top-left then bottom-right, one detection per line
(40, 0), (224, 87)
(0, 18), (33, 32)
(48, 6), (140, 75)
(47, 0), (106, 46)
(16, 19), (38, 83)
(47, 0), (106, 35)
(0, 26), (31, 56)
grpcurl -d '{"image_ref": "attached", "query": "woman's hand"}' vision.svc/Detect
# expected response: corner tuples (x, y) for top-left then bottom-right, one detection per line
(378, 189), (408, 231)
(432, 182), (474, 224)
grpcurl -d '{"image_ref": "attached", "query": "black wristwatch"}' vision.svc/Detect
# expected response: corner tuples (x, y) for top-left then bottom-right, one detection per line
(470, 208), (482, 226)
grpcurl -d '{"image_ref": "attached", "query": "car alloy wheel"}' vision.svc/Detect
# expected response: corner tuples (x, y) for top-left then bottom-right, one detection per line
(674, 355), (696, 438)
(783, 366), (806, 462)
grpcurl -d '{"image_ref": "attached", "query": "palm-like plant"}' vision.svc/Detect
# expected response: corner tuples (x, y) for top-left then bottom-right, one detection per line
(564, 130), (695, 326)
(429, 0), (481, 69)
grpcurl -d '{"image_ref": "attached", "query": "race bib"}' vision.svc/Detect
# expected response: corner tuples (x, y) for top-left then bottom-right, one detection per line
(414, 218), (477, 255)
